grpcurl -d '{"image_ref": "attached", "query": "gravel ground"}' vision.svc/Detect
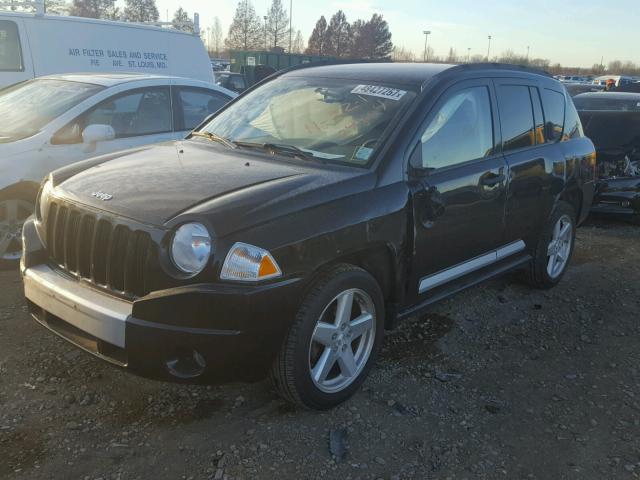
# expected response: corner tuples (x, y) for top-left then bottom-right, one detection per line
(1, 219), (639, 480)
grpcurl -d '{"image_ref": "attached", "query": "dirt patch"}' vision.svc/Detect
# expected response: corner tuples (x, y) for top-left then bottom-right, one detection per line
(1, 223), (639, 479)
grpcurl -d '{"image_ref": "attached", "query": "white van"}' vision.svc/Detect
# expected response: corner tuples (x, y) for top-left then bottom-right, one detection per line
(0, 8), (212, 88)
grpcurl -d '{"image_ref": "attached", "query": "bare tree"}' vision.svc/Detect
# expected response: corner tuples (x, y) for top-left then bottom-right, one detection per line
(172, 7), (194, 32)
(266, 0), (289, 50)
(211, 16), (223, 57)
(123, 0), (159, 22)
(44, 0), (70, 14)
(392, 45), (415, 62)
(225, 0), (263, 50)
(325, 10), (350, 57)
(306, 16), (328, 56)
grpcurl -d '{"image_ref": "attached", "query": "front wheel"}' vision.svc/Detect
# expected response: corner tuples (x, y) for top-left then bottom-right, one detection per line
(526, 201), (576, 289)
(270, 264), (385, 410)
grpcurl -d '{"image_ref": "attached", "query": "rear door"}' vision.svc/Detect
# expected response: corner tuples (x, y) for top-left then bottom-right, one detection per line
(408, 79), (508, 300)
(172, 86), (233, 136)
(494, 79), (566, 246)
(0, 18), (32, 88)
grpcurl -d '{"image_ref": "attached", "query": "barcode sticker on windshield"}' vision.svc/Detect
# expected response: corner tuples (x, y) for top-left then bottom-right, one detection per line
(351, 85), (407, 101)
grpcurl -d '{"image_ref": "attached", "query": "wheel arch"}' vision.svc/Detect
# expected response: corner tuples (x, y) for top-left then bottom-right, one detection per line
(0, 181), (41, 202)
(306, 243), (402, 329)
(558, 183), (583, 222)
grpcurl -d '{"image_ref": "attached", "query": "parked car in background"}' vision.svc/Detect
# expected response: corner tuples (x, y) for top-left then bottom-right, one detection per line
(214, 71), (247, 93)
(0, 73), (235, 266)
(0, 8), (212, 89)
(575, 92), (640, 222)
(21, 63), (595, 409)
(592, 75), (635, 88)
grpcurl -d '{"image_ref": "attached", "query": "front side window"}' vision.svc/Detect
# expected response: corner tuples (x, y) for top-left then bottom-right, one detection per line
(415, 86), (494, 170)
(497, 85), (535, 152)
(0, 79), (103, 143)
(177, 88), (230, 130)
(54, 87), (172, 144)
(0, 20), (22, 72)
(202, 76), (417, 166)
(540, 89), (565, 142)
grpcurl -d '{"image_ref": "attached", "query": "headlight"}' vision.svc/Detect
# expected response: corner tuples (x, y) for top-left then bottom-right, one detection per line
(220, 242), (282, 281)
(170, 223), (212, 274)
(37, 178), (53, 222)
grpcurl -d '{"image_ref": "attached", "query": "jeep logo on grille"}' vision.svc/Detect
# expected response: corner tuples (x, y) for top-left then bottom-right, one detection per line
(91, 191), (113, 201)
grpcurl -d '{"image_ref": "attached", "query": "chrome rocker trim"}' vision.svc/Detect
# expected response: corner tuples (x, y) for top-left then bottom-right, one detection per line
(419, 240), (526, 293)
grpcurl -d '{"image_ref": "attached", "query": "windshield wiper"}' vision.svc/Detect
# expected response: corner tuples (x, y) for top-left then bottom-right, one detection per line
(191, 131), (236, 149)
(234, 141), (324, 162)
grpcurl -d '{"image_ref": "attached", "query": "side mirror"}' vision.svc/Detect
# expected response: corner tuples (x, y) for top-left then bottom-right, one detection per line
(82, 124), (115, 146)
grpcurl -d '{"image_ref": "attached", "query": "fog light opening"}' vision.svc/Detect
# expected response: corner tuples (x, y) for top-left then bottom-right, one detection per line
(165, 348), (207, 379)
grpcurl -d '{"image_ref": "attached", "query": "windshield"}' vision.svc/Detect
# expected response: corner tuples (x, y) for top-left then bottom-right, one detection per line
(574, 95), (640, 112)
(0, 79), (104, 142)
(201, 76), (417, 166)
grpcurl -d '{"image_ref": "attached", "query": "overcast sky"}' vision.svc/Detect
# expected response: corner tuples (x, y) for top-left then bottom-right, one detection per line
(137, 0), (639, 67)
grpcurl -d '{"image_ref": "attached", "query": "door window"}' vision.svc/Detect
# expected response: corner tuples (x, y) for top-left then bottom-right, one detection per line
(177, 88), (231, 130)
(53, 87), (172, 144)
(497, 85), (535, 152)
(540, 89), (566, 142)
(0, 20), (23, 72)
(416, 86), (494, 170)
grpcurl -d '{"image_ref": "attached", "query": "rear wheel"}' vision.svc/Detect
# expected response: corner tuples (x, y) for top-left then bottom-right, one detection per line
(270, 264), (384, 410)
(0, 195), (35, 270)
(527, 201), (576, 289)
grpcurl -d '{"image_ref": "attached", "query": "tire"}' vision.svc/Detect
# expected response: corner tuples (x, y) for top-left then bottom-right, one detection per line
(0, 185), (38, 270)
(526, 201), (576, 289)
(270, 264), (385, 410)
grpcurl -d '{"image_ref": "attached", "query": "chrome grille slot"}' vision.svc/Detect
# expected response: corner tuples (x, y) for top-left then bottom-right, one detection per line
(44, 200), (154, 298)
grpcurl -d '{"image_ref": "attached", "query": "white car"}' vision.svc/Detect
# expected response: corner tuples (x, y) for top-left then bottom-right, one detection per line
(0, 73), (236, 266)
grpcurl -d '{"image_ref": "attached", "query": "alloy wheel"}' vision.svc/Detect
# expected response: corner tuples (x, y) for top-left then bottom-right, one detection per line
(546, 214), (573, 279)
(308, 288), (377, 394)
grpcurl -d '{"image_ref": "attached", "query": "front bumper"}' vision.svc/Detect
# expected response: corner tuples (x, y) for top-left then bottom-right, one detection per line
(22, 220), (305, 383)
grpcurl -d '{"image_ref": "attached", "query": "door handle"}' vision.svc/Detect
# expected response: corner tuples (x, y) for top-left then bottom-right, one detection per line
(480, 173), (505, 187)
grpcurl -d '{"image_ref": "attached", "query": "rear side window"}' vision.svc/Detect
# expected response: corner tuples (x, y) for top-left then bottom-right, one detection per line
(416, 86), (494, 170)
(177, 88), (231, 130)
(540, 89), (565, 142)
(563, 99), (584, 140)
(497, 85), (535, 152)
(0, 20), (23, 72)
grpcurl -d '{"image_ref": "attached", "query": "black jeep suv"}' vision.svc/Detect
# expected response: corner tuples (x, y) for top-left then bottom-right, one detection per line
(22, 63), (596, 409)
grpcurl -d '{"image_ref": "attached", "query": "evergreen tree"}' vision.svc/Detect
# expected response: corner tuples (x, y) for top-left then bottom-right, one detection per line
(325, 10), (350, 57)
(351, 14), (393, 60)
(305, 16), (328, 56)
(123, 0), (159, 22)
(69, 0), (116, 19)
(172, 7), (194, 33)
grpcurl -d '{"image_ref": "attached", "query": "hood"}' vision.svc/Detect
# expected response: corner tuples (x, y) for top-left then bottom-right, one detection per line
(57, 140), (368, 228)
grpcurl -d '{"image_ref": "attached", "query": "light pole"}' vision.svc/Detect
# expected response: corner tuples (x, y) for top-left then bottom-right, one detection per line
(526, 45), (530, 63)
(423, 30), (431, 62)
(289, 0), (293, 54)
(487, 35), (492, 61)
(467, 47), (471, 63)
(263, 16), (268, 51)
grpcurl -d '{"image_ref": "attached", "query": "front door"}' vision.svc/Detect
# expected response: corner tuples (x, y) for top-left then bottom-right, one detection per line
(408, 79), (508, 303)
(45, 86), (176, 173)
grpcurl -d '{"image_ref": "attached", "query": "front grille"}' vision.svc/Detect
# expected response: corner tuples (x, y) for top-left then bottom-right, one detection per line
(45, 201), (155, 298)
